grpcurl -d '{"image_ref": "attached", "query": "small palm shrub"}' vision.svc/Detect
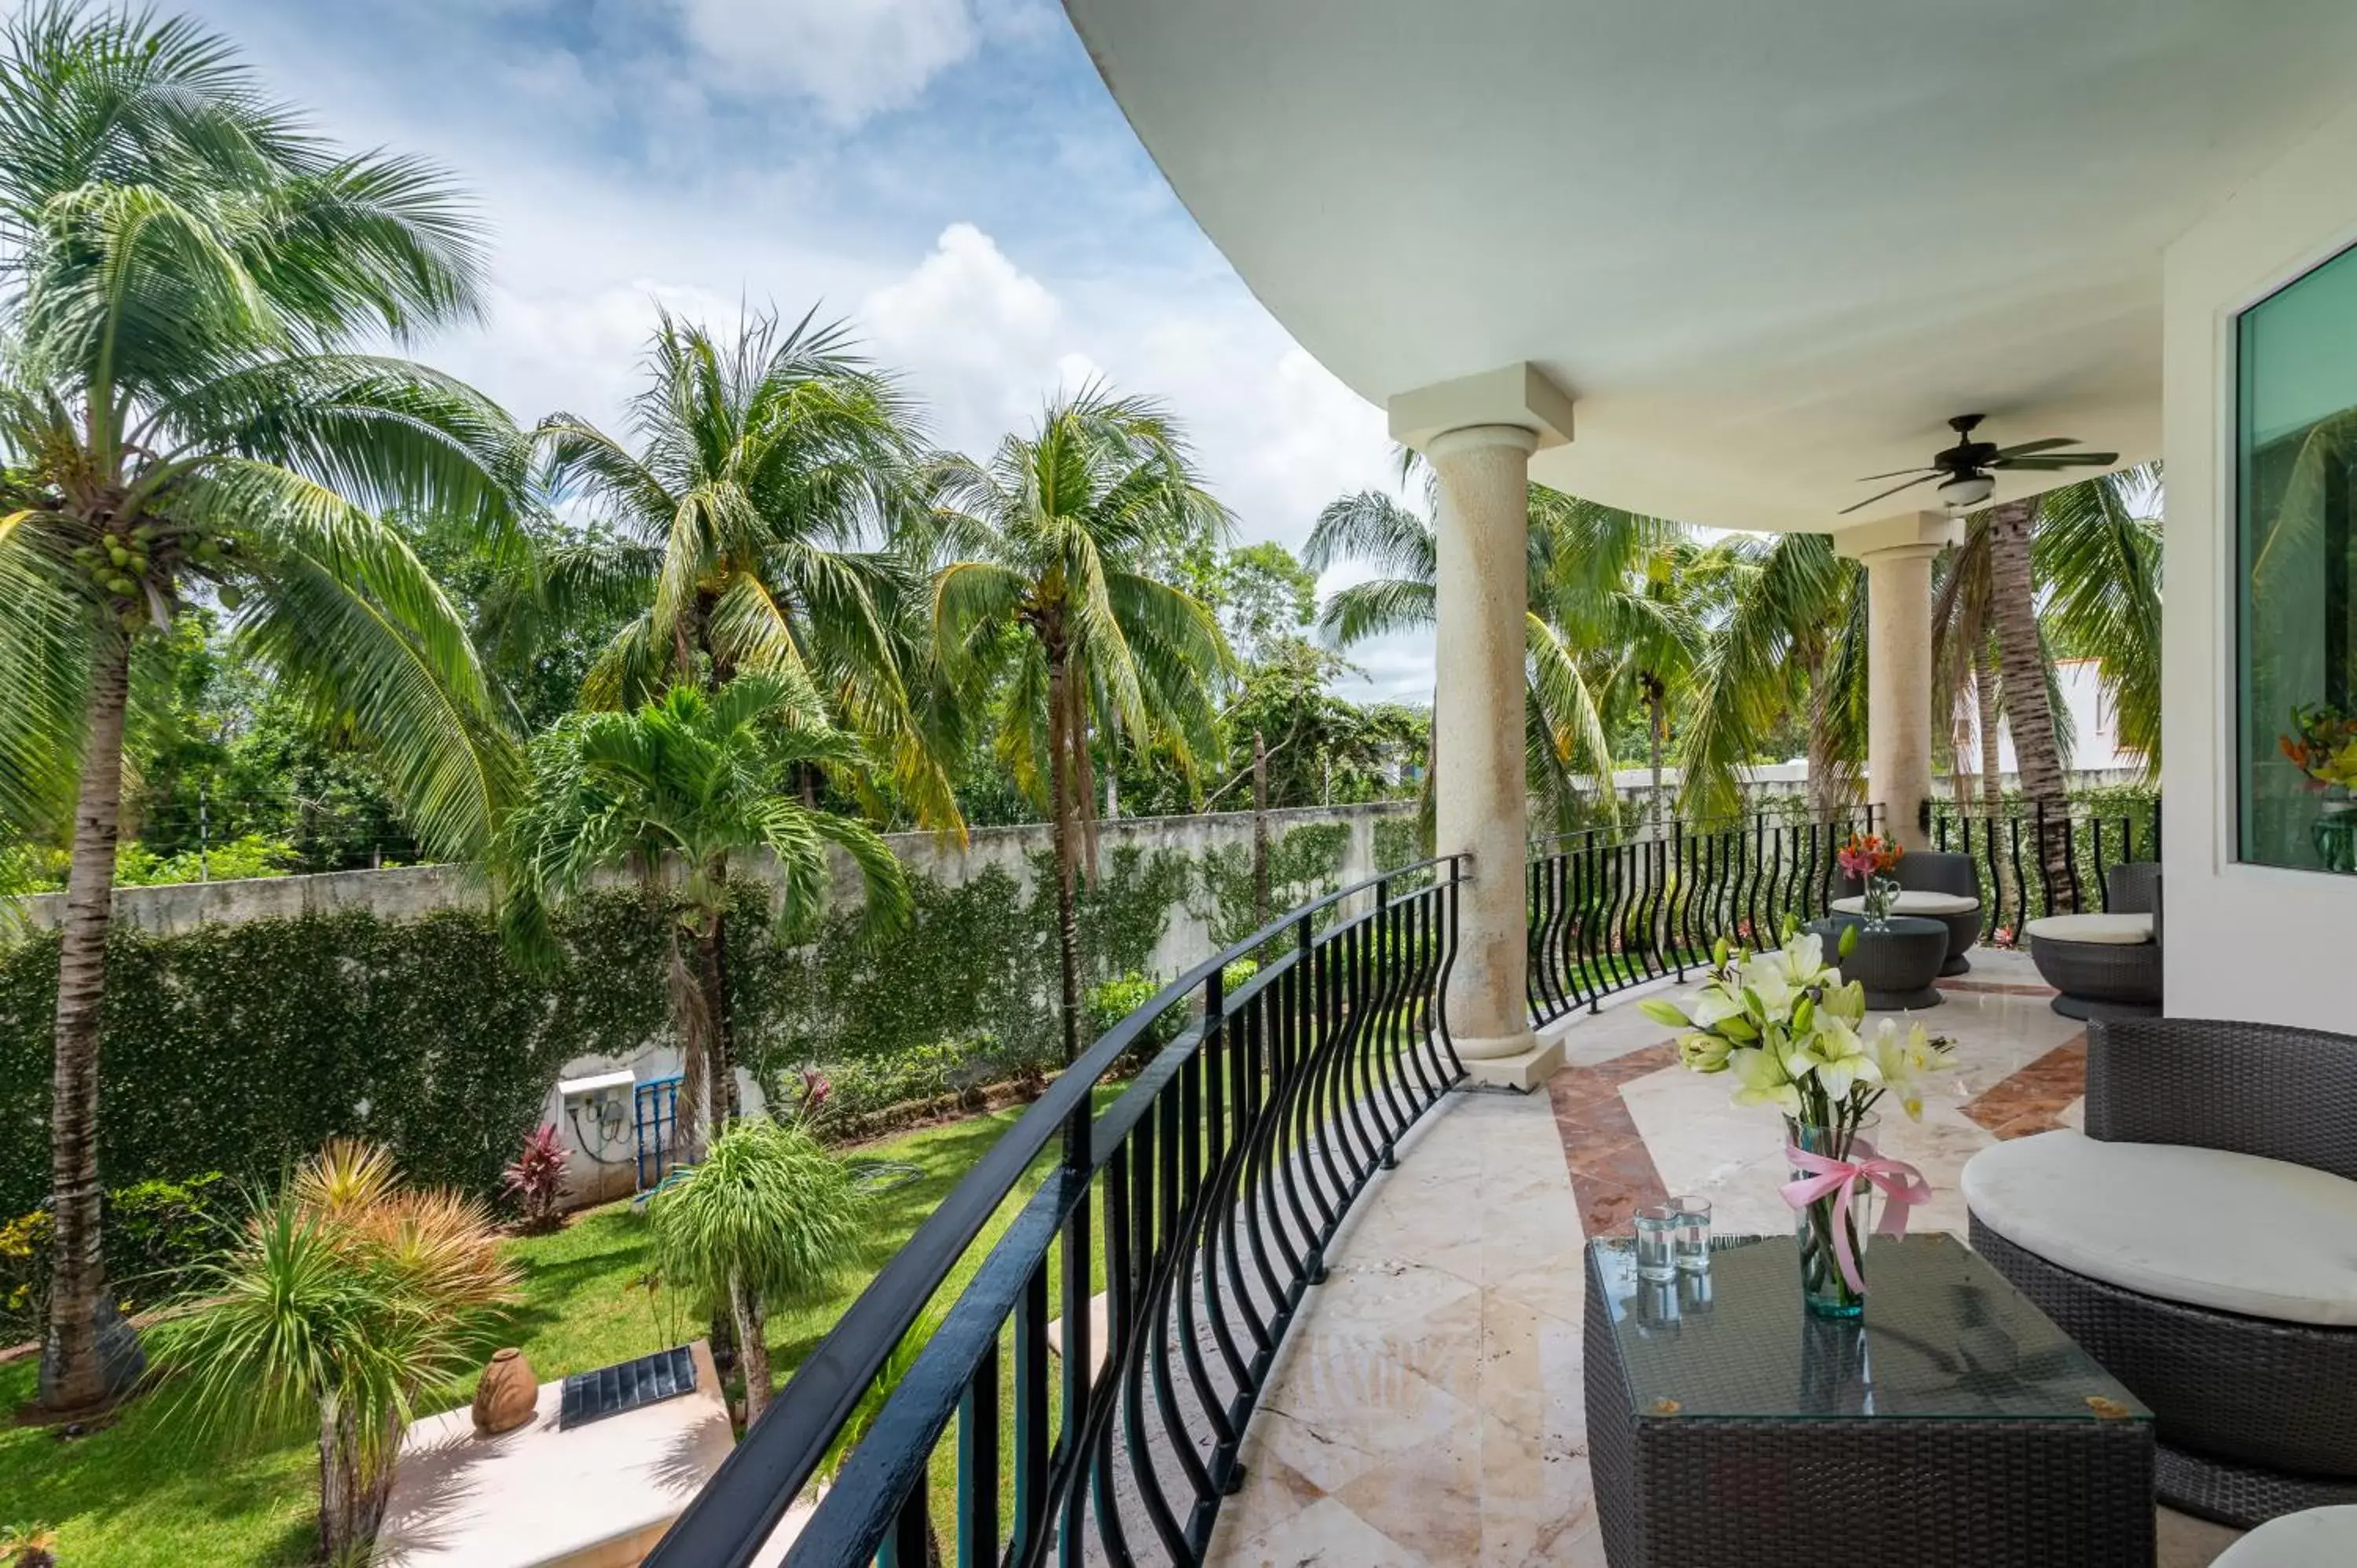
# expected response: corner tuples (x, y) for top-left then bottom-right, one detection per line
(156, 1141), (521, 1563)
(648, 1118), (864, 1423)
(0, 1524), (58, 1568)
(501, 1125), (570, 1233)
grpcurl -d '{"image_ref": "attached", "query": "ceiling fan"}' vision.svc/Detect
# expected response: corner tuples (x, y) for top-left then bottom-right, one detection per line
(1840, 414), (2118, 515)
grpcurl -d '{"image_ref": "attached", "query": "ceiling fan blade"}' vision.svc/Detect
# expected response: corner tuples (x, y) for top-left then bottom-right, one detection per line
(1990, 437), (2080, 460)
(1853, 465), (1941, 482)
(1992, 451), (2119, 471)
(1838, 474), (1937, 515)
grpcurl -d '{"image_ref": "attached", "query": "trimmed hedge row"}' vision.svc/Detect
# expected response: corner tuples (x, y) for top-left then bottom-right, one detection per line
(0, 824), (1359, 1215)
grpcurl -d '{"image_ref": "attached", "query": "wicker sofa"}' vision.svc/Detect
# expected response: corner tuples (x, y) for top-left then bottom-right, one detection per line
(1833, 848), (1984, 975)
(1963, 1018), (2357, 1528)
(2025, 862), (2162, 1020)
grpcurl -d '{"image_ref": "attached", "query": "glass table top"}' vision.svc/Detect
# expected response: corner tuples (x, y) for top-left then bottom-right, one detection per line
(1589, 1233), (2152, 1423)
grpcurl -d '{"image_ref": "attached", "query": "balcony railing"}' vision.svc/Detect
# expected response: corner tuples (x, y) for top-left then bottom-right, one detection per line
(649, 794), (2146, 1566)
(645, 857), (1470, 1568)
(1928, 795), (2163, 938)
(1527, 808), (1882, 1026)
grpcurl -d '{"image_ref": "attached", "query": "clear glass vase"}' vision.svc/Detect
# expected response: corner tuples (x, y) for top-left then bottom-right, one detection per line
(1787, 1114), (1880, 1318)
(1861, 875), (1902, 931)
(2313, 790), (2357, 875)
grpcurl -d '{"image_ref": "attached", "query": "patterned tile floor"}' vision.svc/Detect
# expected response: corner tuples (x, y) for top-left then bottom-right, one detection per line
(1204, 949), (2245, 1567)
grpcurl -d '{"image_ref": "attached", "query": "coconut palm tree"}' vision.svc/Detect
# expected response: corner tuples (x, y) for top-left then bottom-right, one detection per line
(1934, 467), (2157, 905)
(526, 310), (956, 827)
(1677, 533), (1869, 824)
(647, 1116), (864, 1424)
(929, 387), (1230, 1064)
(500, 672), (909, 1161)
(157, 1141), (522, 1563)
(0, 4), (526, 1415)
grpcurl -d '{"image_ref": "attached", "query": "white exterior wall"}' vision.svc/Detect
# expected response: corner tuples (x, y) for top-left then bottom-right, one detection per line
(2161, 92), (2357, 1028)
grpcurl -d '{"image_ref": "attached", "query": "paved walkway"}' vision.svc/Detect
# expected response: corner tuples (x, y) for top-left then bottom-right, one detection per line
(1206, 950), (2245, 1568)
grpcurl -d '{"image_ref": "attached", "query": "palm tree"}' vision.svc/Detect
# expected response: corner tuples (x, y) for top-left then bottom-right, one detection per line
(500, 672), (910, 1160)
(157, 1141), (522, 1563)
(929, 387), (1230, 1064)
(0, 4), (525, 1415)
(1677, 533), (1868, 824)
(648, 1116), (864, 1424)
(1934, 467), (2158, 906)
(526, 310), (956, 826)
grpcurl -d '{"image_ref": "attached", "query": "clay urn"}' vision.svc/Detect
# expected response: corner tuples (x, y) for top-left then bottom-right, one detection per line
(471, 1347), (537, 1438)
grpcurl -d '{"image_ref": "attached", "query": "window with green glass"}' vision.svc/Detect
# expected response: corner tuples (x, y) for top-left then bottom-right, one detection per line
(2238, 243), (2357, 874)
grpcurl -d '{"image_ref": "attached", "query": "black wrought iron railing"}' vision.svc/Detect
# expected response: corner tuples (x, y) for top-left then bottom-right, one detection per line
(1527, 807), (1882, 1026)
(1927, 795), (2162, 940)
(645, 857), (1469, 1568)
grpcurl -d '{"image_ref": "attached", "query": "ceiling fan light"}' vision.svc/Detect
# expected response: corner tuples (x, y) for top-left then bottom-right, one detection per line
(1937, 471), (1995, 511)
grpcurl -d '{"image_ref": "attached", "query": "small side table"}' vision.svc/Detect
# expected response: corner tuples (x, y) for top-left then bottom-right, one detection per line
(1585, 1235), (2155, 1566)
(1805, 914), (1945, 1010)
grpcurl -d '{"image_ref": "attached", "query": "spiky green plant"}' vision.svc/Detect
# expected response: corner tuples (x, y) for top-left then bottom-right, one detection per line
(647, 1116), (866, 1424)
(155, 1141), (521, 1563)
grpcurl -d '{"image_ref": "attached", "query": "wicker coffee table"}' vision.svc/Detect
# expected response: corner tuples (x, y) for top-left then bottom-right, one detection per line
(1805, 914), (1946, 1009)
(1585, 1233), (2156, 1566)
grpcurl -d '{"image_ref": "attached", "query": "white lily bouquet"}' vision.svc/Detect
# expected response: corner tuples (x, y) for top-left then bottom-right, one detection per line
(1640, 918), (1956, 1316)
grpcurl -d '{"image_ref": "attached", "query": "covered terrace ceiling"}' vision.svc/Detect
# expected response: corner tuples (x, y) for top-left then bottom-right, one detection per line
(1065, 0), (2357, 531)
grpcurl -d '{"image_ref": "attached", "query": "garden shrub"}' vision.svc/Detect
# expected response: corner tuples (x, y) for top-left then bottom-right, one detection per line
(1, 1171), (236, 1339)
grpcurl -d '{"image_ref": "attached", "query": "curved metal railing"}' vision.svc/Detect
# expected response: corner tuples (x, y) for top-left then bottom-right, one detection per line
(1526, 807), (1882, 1025)
(645, 856), (1468, 1567)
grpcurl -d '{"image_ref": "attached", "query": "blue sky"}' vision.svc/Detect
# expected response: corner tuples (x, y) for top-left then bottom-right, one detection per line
(160, 0), (1433, 698)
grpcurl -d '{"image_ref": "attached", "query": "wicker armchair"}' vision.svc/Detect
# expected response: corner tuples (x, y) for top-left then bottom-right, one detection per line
(2025, 862), (2162, 1020)
(1833, 849), (1984, 975)
(1966, 1018), (2357, 1528)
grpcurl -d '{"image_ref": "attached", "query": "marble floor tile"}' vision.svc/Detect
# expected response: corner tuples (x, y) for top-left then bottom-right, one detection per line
(1205, 963), (2245, 1568)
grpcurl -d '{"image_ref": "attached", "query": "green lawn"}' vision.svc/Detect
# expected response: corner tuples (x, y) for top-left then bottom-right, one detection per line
(0, 1090), (1114, 1566)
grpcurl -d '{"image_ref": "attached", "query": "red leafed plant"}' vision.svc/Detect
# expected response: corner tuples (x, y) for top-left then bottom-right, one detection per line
(502, 1125), (570, 1233)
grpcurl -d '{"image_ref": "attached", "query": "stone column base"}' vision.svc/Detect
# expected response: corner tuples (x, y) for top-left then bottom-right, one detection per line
(1454, 1032), (1563, 1092)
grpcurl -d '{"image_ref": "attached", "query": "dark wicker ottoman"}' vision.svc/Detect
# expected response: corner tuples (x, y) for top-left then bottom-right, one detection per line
(1805, 914), (1945, 1009)
(1585, 1234), (2155, 1567)
(2028, 936), (2161, 1021)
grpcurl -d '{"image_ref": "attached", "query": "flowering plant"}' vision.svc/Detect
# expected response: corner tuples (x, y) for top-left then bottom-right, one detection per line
(501, 1123), (570, 1232)
(1641, 918), (1956, 1313)
(1835, 832), (1903, 882)
(2279, 703), (2357, 792)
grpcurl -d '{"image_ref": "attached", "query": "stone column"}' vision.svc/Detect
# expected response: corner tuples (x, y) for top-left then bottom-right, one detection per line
(1840, 514), (1955, 852)
(1430, 423), (1540, 1061)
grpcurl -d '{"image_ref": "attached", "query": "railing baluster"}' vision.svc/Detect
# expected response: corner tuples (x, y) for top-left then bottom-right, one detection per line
(955, 1339), (999, 1568)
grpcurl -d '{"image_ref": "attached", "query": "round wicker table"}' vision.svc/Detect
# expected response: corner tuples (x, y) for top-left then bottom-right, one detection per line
(1805, 914), (1946, 1010)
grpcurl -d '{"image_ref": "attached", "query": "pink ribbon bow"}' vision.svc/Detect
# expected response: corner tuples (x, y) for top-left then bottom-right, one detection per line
(1779, 1139), (1934, 1295)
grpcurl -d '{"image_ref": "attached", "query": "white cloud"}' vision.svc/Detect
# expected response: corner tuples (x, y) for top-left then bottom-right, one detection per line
(673, 0), (980, 127)
(861, 223), (1072, 454)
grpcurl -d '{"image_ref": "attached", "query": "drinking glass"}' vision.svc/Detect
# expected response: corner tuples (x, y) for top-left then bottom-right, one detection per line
(1633, 1202), (1680, 1282)
(1670, 1195), (1712, 1273)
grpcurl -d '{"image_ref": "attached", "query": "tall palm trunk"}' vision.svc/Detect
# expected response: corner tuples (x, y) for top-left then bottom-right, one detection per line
(40, 628), (145, 1414)
(1046, 649), (1083, 1065)
(729, 1268), (773, 1423)
(1646, 683), (1667, 838)
(1803, 649), (1845, 823)
(1986, 500), (2074, 911)
(665, 921), (713, 1166)
(1974, 640), (2011, 919)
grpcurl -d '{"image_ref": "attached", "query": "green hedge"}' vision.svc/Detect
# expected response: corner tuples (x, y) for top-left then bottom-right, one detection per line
(0, 822), (1369, 1214)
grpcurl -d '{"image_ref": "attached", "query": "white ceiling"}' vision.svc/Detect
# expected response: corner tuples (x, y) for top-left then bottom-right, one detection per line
(1065, 0), (2357, 532)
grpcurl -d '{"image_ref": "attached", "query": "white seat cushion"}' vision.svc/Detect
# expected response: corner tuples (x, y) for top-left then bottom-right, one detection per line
(2023, 912), (2153, 945)
(2212, 1504), (2357, 1566)
(1831, 891), (1979, 917)
(1964, 1131), (2357, 1328)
